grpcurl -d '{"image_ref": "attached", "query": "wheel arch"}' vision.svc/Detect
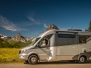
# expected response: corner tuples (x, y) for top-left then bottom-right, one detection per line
(28, 52), (40, 61)
(78, 54), (87, 60)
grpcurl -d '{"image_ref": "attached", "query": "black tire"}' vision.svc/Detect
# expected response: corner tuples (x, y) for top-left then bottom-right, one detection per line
(79, 56), (86, 63)
(28, 55), (38, 64)
(24, 60), (29, 64)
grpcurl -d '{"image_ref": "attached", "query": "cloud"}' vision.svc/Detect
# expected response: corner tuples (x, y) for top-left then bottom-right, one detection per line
(28, 16), (40, 24)
(44, 24), (48, 28)
(0, 15), (25, 31)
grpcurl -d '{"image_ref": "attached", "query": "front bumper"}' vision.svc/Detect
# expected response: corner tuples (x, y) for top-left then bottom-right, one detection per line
(19, 54), (28, 60)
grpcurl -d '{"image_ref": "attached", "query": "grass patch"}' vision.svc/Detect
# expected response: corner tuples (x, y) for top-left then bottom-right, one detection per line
(0, 48), (24, 63)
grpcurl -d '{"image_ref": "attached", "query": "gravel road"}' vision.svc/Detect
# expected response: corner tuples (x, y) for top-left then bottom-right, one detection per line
(0, 62), (91, 68)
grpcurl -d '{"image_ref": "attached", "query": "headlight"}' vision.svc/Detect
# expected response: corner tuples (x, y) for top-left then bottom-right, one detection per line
(21, 49), (27, 53)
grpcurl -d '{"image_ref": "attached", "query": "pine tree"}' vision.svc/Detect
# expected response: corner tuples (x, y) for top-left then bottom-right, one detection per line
(88, 20), (91, 31)
(0, 36), (3, 47)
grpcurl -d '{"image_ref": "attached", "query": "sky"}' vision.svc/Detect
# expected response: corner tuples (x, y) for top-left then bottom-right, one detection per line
(0, 0), (91, 37)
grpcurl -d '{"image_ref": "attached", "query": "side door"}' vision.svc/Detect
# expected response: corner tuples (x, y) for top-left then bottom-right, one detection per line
(37, 34), (53, 61)
(56, 33), (78, 60)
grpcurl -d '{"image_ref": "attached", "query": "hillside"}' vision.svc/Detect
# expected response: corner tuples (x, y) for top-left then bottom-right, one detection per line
(11, 33), (26, 43)
(0, 33), (32, 48)
(46, 24), (59, 31)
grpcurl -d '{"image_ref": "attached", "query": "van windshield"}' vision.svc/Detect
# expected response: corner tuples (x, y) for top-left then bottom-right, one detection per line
(30, 37), (40, 46)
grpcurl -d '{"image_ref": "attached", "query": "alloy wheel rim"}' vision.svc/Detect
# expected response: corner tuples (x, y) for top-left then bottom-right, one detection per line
(31, 57), (37, 63)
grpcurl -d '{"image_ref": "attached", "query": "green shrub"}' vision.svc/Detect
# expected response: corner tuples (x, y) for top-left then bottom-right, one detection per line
(0, 39), (32, 48)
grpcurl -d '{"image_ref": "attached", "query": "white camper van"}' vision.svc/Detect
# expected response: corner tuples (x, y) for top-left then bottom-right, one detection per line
(19, 29), (91, 64)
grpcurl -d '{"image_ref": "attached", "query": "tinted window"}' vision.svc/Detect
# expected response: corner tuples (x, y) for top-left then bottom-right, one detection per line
(38, 34), (53, 48)
(79, 36), (86, 43)
(58, 34), (75, 38)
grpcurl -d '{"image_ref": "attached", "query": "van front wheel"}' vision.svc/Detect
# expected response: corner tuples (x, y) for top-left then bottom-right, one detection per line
(28, 55), (38, 64)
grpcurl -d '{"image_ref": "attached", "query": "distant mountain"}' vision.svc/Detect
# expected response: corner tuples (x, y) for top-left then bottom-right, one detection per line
(25, 37), (34, 42)
(46, 24), (59, 31)
(0, 34), (7, 39)
(0, 34), (11, 40)
(11, 33), (34, 43)
(0, 33), (33, 43)
(11, 33), (27, 43)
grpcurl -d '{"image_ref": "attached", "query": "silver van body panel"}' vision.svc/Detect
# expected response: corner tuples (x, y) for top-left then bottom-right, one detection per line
(19, 29), (91, 62)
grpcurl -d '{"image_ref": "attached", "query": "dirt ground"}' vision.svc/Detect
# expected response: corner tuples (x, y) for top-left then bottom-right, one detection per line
(0, 62), (91, 68)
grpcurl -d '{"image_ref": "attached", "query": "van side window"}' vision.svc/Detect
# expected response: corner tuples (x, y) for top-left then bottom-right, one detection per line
(79, 36), (86, 43)
(57, 34), (77, 46)
(38, 34), (53, 48)
(58, 34), (75, 38)
(39, 38), (49, 47)
(79, 35), (91, 43)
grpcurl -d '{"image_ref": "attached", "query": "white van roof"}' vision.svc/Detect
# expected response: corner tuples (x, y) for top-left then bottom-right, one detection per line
(38, 29), (91, 38)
